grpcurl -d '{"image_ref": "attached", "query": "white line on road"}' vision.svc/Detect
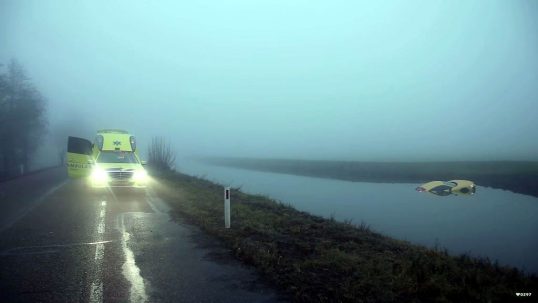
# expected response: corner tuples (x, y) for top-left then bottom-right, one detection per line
(97, 223), (105, 235)
(118, 212), (148, 303)
(95, 240), (105, 261)
(89, 200), (107, 303)
(90, 282), (103, 303)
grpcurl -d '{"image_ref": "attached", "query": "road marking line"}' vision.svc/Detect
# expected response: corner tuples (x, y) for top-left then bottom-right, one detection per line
(95, 243), (104, 261)
(97, 222), (105, 234)
(97, 201), (106, 235)
(118, 213), (148, 303)
(90, 281), (103, 303)
(89, 200), (107, 303)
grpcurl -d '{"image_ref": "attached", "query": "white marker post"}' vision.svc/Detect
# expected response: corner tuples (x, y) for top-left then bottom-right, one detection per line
(224, 187), (231, 229)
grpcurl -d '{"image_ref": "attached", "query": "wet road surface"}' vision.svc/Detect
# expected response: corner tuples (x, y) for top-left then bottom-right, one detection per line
(0, 169), (283, 302)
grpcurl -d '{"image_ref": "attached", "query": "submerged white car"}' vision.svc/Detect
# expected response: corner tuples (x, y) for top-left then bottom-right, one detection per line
(416, 180), (476, 196)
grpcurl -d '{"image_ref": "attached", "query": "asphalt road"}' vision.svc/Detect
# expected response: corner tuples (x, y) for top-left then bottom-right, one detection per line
(0, 168), (284, 302)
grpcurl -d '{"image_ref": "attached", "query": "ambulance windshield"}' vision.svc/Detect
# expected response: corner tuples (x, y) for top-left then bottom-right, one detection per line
(97, 151), (139, 164)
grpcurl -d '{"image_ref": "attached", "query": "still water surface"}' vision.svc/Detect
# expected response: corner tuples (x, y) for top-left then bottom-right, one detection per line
(177, 160), (538, 273)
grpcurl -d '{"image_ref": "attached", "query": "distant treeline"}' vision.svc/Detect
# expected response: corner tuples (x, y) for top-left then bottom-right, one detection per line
(200, 158), (538, 198)
(0, 60), (47, 179)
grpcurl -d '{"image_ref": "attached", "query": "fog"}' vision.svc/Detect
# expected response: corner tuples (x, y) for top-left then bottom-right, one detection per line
(1, 0), (537, 166)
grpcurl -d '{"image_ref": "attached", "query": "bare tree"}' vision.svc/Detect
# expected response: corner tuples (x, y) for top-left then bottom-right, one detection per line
(0, 59), (47, 176)
(147, 136), (176, 171)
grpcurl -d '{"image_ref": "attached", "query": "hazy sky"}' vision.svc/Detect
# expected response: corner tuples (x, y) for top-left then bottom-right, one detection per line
(1, 0), (537, 162)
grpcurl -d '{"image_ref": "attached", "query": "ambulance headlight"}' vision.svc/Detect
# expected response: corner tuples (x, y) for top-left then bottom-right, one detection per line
(91, 168), (108, 183)
(133, 170), (147, 182)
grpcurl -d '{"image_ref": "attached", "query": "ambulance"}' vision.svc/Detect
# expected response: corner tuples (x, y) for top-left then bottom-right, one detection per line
(67, 129), (148, 188)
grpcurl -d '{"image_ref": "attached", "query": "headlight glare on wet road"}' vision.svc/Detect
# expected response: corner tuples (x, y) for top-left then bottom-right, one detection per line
(91, 168), (108, 183)
(133, 170), (147, 182)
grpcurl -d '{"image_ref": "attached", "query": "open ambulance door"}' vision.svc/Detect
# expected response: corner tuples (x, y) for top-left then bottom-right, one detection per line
(67, 136), (93, 178)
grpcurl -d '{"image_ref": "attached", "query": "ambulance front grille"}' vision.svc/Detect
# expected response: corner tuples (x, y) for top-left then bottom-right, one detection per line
(107, 171), (134, 180)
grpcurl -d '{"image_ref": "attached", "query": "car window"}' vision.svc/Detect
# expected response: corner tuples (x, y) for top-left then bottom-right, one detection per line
(97, 151), (139, 164)
(429, 185), (452, 196)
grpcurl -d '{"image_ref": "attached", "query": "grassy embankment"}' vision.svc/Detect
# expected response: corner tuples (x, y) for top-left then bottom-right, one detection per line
(152, 169), (538, 303)
(200, 158), (538, 198)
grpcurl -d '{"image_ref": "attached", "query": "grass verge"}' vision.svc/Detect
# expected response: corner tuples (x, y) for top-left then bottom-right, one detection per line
(152, 169), (538, 303)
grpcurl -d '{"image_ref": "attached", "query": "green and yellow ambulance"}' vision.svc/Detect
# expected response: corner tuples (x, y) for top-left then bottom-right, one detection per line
(67, 129), (148, 188)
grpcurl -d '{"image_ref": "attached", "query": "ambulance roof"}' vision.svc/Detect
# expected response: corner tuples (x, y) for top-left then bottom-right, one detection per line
(97, 129), (129, 134)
